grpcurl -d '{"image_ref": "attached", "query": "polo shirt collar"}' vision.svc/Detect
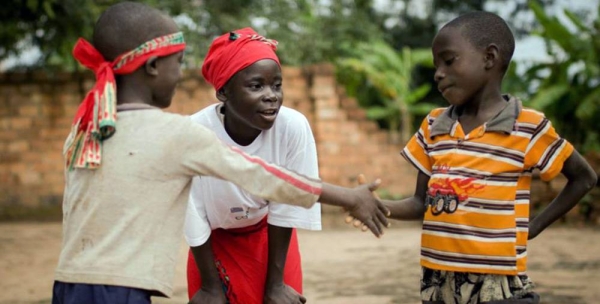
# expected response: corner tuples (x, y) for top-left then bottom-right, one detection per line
(430, 95), (522, 138)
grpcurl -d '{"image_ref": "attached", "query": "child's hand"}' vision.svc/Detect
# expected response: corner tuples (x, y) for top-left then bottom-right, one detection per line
(344, 178), (390, 237)
(189, 288), (227, 304)
(345, 174), (388, 232)
(264, 283), (306, 304)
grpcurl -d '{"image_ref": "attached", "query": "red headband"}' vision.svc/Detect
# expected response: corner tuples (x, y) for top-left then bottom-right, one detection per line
(202, 27), (280, 91)
(65, 32), (186, 170)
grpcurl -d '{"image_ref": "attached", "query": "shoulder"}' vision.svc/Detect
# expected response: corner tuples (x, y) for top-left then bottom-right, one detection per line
(190, 103), (219, 125)
(276, 106), (311, 126)
(152, 110), (193, 128)
(157, 111), (216, 143)
(428, 108), (447, 118)
(272, 107), (314, 147)
(421, 107), (448, 126)
(275, 106), (312, 134)
(518, 106), (549, 126)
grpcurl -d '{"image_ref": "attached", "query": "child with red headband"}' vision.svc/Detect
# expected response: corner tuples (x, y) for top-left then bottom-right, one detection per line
(185, 28), (318, 304)
(52, 3), (389, 304)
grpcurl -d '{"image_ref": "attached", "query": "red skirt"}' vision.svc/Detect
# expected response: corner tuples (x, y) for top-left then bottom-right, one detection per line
(186, 217), (303, 304)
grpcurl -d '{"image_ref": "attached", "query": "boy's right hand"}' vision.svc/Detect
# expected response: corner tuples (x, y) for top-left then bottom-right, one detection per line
(343, 179), (390, 237)
(345, 174), (380, 232)
(320, 179), (390, 237)
(189, 288), (227, 304)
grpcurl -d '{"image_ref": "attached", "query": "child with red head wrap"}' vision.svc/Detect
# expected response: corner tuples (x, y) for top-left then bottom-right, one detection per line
(53, 4), (389, 301)
(185, 28), (317, 304)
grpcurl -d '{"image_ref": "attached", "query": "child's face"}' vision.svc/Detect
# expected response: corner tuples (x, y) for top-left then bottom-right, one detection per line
(432, 27), (488, 107)
(222, 59), (283, 132)
(152, 51), (184, 108)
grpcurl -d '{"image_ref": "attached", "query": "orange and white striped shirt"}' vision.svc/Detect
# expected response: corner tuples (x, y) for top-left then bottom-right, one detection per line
(402, 96), (573, 275)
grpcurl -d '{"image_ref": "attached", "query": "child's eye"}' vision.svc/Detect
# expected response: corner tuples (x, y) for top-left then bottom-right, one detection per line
(274, 83), (282, 90)
(249, 84), (262, 90)
(444, 57), (455, 65)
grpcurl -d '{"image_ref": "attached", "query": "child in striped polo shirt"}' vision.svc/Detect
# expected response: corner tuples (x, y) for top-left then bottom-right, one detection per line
(353, 11), (596, 304)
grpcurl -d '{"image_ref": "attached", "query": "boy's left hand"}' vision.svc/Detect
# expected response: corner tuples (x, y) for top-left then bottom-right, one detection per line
(264, 283), (306, 304)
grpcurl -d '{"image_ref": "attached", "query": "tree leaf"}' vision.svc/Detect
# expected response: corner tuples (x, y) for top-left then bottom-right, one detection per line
(406, 84), (431, 104)
(366, 106), (395, 120)
(529, 85), (569, 110)
(575, 86), (600, 119)
(409, 102), (439, 116)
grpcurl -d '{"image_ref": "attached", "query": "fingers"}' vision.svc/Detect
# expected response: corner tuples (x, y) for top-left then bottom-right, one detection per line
(368, 179), (382, 192)
(364, 218), (382, 237)
(380, 202), (391, 218)
(357, 173), (367, 184)
(376, 207), (390, 228)
(377, 200), (391, 227)
(350, 174), (388, 236)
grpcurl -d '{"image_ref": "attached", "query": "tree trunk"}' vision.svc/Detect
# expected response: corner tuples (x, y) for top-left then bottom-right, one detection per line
(389, 119), (400, 145)
(398, 100), (412, 145)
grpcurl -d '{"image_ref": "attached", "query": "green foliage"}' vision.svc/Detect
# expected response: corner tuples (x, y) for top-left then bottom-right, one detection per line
(522, 1), (600, 152)
(0, 0), (194, 71)
(9, 0), (597, 153)
(337, 41), (434, 144)
(0, 0), (385, 69)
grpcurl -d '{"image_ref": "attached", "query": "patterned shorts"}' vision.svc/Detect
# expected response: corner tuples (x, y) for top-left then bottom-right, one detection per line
(420, 267), (540, 304)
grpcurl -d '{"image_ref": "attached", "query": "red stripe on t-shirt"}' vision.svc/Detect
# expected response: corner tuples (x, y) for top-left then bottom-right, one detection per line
(229, 146), (322, 195)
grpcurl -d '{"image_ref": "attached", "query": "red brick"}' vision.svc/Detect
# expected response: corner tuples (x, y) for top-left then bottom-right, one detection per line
(10, 117), (33, 130)
(1, 65), (421, 208)
(311, 85), (335, 99)
(18, 169), (41, 185)
(281, 66), (303, 78)
(0, 118), (9, 130)
(315, 98), (338, 109)
(8, 140), (29, 153)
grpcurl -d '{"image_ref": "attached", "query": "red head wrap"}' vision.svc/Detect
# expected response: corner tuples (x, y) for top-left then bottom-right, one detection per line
(201, 27), (280, 91)
(66, 32), (186, 170)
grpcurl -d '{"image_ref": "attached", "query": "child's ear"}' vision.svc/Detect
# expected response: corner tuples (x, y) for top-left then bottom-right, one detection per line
(484, 44), (499, 70)
(216, 88), (227, 102)
(145, 56), (159, 76)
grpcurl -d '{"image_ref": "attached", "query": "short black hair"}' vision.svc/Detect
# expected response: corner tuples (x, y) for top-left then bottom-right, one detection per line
(443, 11), (515, 72)
(92, 2), (178, 61)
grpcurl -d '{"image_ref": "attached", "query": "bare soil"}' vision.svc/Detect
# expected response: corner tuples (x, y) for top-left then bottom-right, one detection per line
(1, 218), (599, 304)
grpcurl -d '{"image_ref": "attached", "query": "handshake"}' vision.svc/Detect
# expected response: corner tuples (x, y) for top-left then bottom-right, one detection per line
(344, 174), (388, 235)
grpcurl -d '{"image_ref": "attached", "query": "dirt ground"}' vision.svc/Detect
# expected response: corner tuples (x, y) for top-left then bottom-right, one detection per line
(1, 217), (599, 304)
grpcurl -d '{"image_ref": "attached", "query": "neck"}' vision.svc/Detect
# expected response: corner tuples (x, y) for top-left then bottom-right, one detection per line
(223, 115), (261, 146)
(460, 81), (504, 116)
(116, 76), (154, 106)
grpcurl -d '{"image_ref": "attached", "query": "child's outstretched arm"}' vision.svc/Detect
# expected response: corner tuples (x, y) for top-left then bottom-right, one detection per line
(528, 151), (597, 240)
(320, 180), (390, 236)
(382, 171), (430, 220)
(182, 122), (390, 237)
(347, 172), (429, 230)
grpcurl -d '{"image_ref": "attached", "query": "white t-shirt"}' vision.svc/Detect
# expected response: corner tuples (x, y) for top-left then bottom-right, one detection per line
(185, 104), (322, 247)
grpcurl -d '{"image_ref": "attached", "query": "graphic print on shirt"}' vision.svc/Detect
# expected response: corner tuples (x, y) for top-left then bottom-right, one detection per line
(230, 192), (270, 220)
(426, 165), (484, 215)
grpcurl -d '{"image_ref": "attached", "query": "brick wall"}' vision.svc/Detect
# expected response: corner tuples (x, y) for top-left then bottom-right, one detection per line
(0, 64), (416, 218)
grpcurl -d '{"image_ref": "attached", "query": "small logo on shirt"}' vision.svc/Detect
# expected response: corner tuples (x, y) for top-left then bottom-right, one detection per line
(230, 207), (244, 213)
(231, 207), (250, 220)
